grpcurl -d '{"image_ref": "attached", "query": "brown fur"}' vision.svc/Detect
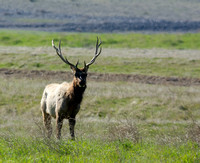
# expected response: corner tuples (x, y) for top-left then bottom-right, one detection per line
(41, 38), (101, 140)
(41, 68), (87, 140)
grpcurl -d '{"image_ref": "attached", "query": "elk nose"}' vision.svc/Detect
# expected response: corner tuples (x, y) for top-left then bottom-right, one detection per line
(79, 77), (86, 86)
(79, 76), (83, 81)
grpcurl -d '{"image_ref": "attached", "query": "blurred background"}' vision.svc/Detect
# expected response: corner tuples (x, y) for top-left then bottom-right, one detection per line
(1, 0), (200, 32)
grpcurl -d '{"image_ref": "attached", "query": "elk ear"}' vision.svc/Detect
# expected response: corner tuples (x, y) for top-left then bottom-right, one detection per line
(70, 66), (76, 74)
(71, 60), (79, 74)
(76, 60), (79, 68)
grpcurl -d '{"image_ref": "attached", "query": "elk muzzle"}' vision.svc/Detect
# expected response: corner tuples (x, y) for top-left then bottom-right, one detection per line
(79, 76), (86, 87)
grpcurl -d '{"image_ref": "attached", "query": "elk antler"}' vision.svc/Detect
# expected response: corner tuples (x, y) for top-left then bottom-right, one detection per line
(52, 40), (78, 69)
(86, 37), (102, 68)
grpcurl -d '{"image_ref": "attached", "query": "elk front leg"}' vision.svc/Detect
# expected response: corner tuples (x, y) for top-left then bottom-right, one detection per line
(56, 116), (63, 139)
(69, 118), (76, 140)
(42, 112), (52, 138)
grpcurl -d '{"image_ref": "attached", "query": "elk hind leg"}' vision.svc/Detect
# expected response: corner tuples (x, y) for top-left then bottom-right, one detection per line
(56, 116), (63, 139)
(42, 112), (52, 138)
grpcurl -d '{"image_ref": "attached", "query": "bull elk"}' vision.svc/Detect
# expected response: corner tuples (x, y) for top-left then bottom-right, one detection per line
(40, 37), (102, 140)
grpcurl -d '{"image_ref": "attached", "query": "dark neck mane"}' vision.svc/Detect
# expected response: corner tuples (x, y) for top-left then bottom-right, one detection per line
(71, 80), (86, 104)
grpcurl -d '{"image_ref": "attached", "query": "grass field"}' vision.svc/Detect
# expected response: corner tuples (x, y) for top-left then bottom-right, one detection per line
(1, 30), (200, 78)
(0, 30), (200, 162)
(1, 30), (200, 49)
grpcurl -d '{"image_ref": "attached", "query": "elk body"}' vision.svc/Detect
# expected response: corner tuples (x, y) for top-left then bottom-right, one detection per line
(40, 38), (102, 140)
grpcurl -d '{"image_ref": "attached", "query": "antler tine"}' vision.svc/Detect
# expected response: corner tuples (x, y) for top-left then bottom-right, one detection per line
(95, 37), (102, 54)
(86, 37), (102, 67)
(52, 40), (76, 69)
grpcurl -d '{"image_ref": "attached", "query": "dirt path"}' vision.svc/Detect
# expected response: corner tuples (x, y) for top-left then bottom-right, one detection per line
(1, 68), (200, 87)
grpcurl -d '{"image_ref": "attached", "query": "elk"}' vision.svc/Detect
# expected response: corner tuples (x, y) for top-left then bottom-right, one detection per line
(40, 37), (102, 140)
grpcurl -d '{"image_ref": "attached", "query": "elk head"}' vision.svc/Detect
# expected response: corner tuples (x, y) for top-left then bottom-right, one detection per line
(52, 37), (102, 87)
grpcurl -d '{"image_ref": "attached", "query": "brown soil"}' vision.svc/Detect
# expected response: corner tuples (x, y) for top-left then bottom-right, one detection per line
(1, 68), (200, 87)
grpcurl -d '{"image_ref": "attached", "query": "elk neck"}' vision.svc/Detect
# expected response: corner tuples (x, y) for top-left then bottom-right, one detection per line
(70, 78), (87, 104)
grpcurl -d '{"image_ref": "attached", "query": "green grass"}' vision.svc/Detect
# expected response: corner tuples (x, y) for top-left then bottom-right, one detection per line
(0, 29), (200, 49)
(0, 136), (199, 162)
(1, 29), (200, 78)
(0, 68), (200, 162)
(0, 29), (200, 162)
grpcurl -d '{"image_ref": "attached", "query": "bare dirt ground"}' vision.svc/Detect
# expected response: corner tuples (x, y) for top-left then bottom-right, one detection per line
(1, 68), (200, 87)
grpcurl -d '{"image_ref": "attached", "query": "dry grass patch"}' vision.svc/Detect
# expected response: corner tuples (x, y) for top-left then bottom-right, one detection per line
(1, 46), (200, 59)
(187, 120), (200, 145)
(108, 118), (140, 143)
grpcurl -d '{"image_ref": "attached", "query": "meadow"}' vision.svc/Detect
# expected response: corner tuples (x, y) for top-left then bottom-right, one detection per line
(0, 30), (200, 162)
